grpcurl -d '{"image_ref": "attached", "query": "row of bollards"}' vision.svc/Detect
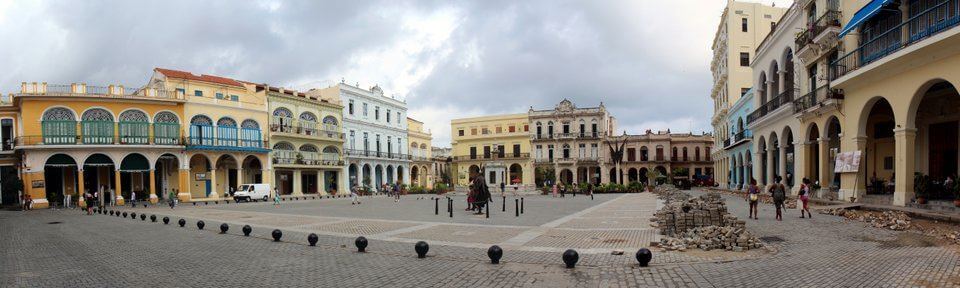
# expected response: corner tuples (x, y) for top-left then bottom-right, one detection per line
(96, 204), (652, 268)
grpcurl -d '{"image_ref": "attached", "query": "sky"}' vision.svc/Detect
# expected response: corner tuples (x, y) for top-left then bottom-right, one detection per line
(0, 0), (792, 148)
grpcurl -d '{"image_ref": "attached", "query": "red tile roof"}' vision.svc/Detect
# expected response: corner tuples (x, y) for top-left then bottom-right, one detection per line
(155, 68), (245, 88)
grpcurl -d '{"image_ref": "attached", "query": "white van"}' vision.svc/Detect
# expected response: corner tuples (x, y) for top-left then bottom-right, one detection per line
(234, 184), (270, 202)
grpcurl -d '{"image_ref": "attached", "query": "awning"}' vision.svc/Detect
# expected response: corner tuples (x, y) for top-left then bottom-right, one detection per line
(839, 0), (896, 38)
(45, 154), (77, 167)
(83, 154), (114, 167)
(120, 154), (150, 172)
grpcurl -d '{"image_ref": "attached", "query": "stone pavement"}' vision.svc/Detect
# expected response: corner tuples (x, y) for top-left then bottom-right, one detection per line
(2, 189), (959, 287)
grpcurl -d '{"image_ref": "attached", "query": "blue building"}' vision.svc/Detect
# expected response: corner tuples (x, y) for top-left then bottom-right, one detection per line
(722, 88), (753, 190)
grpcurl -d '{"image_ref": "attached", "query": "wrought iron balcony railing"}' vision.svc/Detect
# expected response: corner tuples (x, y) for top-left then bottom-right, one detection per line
(746, 89), (795, 125)
(794, 85), (844, 113)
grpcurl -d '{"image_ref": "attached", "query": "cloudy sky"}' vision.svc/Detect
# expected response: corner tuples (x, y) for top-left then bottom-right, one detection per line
(0, 0), (791, 147)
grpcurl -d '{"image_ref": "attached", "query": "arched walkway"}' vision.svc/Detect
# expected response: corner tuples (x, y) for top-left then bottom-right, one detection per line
(189, 154), (212, 198)
(119, 153), (150, 202)
(155, 153), (180, 201)
(83, 153), (115, 204)
(45, 154), (78, 207)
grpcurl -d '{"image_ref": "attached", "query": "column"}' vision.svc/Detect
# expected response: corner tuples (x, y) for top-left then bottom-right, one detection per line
(818, 138), (831, 190)
(572, 165), (579, 184)
(754, 151), (764, 186)
(178, 169), (190, 201)
(293, 169), (303, 196)
(600, 164), (609, 184)
(209, 168), (217, 199)
(114, 170), (124, 206)
(318, 170), (326, 195)
(149, 169), (157, 204)
(893, 128), (917, 206)
(77, 169), (86, 207)
(338, 166), (348, 195)
(793, 141), (807, 193)
(766, 148), (775, 186)
(237, 167), (244, 186)
(779, 145), (788, 187)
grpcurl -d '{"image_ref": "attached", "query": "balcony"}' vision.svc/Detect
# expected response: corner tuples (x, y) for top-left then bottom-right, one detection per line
(15, 83), (184, 102)
(452, 153), (530, 162)
(24, 122), (183, 147)
(343, 149), (408, 160)
(531, 134), (554, 140)
(17, 135), (184, 147)
(556, 133), (576, 139)
(793, 85), (844, 114)
(270, 117), (344, 141)
(272, 151), (343, 167)
(796, 8), (842, 64)
(746, 90), (794, 125)
(832, 1), (960, 80)
(724, 130), (752, 150)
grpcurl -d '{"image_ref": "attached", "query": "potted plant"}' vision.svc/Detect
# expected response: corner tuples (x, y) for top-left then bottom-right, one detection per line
(914, 173), (929, 204)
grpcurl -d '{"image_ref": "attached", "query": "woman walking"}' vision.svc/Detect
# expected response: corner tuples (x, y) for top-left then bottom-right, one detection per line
(799, 178), (812, 218)
(551, 183), (558, 198)
(273, 188), (281, 208)
(746, 178), (760, 220)
(769, 176), (786, 221)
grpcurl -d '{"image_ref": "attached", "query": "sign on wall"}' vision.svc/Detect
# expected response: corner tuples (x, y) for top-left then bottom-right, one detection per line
(834, 151), (862, 173)
(31, 180), (44, 188)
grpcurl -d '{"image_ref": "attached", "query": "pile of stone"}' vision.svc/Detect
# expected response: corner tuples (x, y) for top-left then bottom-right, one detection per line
(659, 226), (764, 252)
(819, 208), (912, 231)
(653, 192), (733, 236)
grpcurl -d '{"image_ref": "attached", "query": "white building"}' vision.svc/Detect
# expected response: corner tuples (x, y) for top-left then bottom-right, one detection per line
(319, 82), (410, 191)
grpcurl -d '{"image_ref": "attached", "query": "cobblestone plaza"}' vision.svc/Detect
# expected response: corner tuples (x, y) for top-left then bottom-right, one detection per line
(3, 189), (960, 287)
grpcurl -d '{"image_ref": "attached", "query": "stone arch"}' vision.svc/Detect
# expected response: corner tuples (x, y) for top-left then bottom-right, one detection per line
(41, 106), (78, 121)
(856, 96), (897, 137)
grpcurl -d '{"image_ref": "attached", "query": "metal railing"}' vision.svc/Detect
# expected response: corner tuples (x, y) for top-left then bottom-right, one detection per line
(16, 135), (185, 146)
(746, 89), (795, 125)
(796, 9), (842, 48)
(794, 85), (843, 113)
(831, 0), (960, 79)
(270, 117), (344, 140)
(725, 130), (752, 148)
(17, 83), (183, 100)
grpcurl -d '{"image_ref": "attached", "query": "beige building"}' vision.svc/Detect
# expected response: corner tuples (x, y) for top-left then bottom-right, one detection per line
(529, 99), (615, 186)
(407, 117), (433, 188)
(605, 131), (714, 185)
(829, 0), (960, 206)
(431, 146), (452, 188)
(712, 0), (787, 189)
(450, 113), (534, 189)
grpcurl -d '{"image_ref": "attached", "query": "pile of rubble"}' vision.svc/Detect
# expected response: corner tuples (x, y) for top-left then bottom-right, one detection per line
(819, 208), (912, 231)
(659, 226), (764, 252)
(651, 187), (763, 252)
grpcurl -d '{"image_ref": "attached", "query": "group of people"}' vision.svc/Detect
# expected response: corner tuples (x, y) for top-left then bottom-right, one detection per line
(549, 182), (592, 198)
(744, 176), (812, 221)
(466, 174), (491, 214)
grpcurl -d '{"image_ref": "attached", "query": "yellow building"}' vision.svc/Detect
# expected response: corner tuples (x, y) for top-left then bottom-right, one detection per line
(267, 85), (346, 196)
(829, 0), (960, 206)
(147, 68), (271, 201)
(16, 82), (186, 208)
(407, 117), (433, 188)
(451, 113), (533, 190)
(0, 94), (20, 206)
(711, 0), (786, 189)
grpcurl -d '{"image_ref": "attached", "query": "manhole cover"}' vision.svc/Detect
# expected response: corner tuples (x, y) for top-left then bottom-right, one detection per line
(47, 221), (62, 225)
(760, 236), (785, 242)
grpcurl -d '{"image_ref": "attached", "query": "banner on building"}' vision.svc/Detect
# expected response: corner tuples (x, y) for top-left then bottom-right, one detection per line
(834, 151), (862, 173)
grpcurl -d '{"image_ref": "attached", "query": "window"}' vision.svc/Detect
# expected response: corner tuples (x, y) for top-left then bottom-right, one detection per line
(194, 90), (203, 97)
(386, 109), (391, 123)
(458, 129), (464, 136)
(513, 144), (520, 157)
(175, 88), (185, 95)
(627, 148), (636, 162)
(397, 112), (401, 125)
(349, 100), (355, 115)
(375, 106), (380, 120)
(216, 92), (224, 99)
(482, 128), (489, 135)
(741, 88), (750, 96)
(741, 18), (748, 32)
(470, 147), (477, 159)
(363, 132), (369, 152)
(523, 125), (529, 132)
(230, 95), (239, 101)
(591, 144), (598, 158)
(376, 135), (381, 153)
(349, 131), (355, 149)
(1, 119), (12, 150)
(509, 126), (516, 133)
(483, 146), (491, 159)
(740, 53), (749, 66)
(363, 103), (368, 116)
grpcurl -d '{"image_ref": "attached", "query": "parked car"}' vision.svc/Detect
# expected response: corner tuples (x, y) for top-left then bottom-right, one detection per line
(233, 184), (270, 202)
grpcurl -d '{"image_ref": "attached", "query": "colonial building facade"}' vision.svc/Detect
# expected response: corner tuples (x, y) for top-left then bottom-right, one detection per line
(530, 99), (615, 186)
(320, 83), (409, 191)
(407, 117), (433, 189)
(267, 86), (345, 196)
(450, 113), (533, 189)
(605, 131), (714, 186)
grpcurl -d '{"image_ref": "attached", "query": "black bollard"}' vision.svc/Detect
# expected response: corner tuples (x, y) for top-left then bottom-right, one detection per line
(130, 212), (136, 219)
(143, 204), (147, 208)
(415, 241), (429, 258)
(140, 214), (146, 221)
(488, 245), (503, 264)
(122, 212), (128, 218)
(521, 198), (524, 214)
(636, 248), (652, 267)
(150, 215), (157, 222)
(515, 199), (519, 217)
(435, 198), (439, 215)
(197, 221), (205, 230)
(242, 225), (252, 236)
(308, 233), (318, 246)
(178, 219), (186, 227)
(591, 193), (594, 200)
(355, 236), (368, 252)
(272, 229), (282, 242)
(163, 217), (170, 225)
(562, 249), (579, 268)
(502, 196), (506, 212)
(214, 201), (218, 205)
(448, 199), (453, 218)
(486, 202), (489, 218)
(193, 202), (196, 206)
(110, 210), (114, 216)
(220, 223), (229, 234)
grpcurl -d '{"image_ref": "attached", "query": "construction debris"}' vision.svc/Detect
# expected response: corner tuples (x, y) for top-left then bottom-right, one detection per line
(652, 185), (763, 252)
(819, 208), (912, 231)
(659, 226), (764, 252)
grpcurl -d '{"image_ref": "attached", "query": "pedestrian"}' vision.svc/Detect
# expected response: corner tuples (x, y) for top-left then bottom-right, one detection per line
(572, 182), (577, 197)
(131, 191), (137, 208)
(273, 188), (281, 208)
(85, 192), (93, 215)
(466, 177), (477, 211)
(350, 185), (361, 205)
(472, 174), (490, 215)
(65, 192), (72, 209)
(394, 183), (400, 203)
(168, 190), (176, 209)
(769, 176), (786, 221)
(799, 178), (812, 219)
(500, 181), (505, 196)
(746, 178), (760, 220)
(560, 183), (566, 198)
(551, 183), (558, 198)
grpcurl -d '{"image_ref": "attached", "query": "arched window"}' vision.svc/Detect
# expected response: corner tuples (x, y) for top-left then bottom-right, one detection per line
(322, 116), (338, 131)
(322, 145), (340, 163)
(272, 142), (295, 164)
(154, 111), (180, 145)
(119, 110), (149, 144)
(640, 146), (649, 161)
(578, 119), (586, 137)
(682, 147), (688, 161)
(299, 144), (319, 164)
(536, 122), (543, 138)
(547, 121), (554, 138)
(216, 117), (238, 146)
(299, 112), (317, 135)
(240, 119), (261, 148)
(272, 107), (294, 132)
(656, 145), (664, 161)
(42, 107), (77, 144)
(695, 147), (701, 161)
(81, 108), (114, 144)
(189, 115), (214, 146)
(672, 147), (678, 160)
